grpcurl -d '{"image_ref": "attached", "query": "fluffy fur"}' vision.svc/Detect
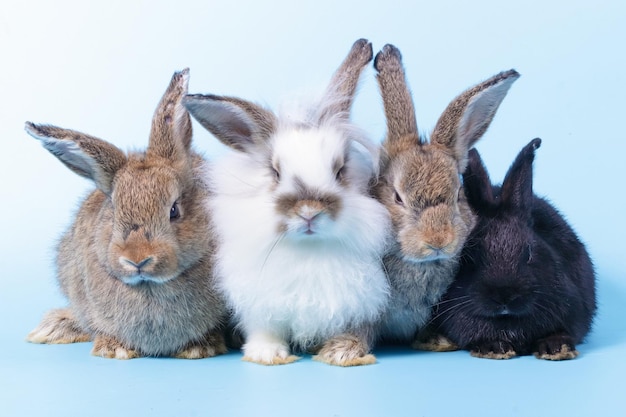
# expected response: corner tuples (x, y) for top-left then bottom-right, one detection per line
(433, 138), (597, 360)
(25, 69), (227, 359)
(184, 39), (392, 366)
(372, 44), (520, 346)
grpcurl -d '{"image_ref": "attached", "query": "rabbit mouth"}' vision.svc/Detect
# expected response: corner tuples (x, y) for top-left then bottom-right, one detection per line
(285, 213), (332, 238)
(120, 274), (176, 286)
(402, 248), (454, 263)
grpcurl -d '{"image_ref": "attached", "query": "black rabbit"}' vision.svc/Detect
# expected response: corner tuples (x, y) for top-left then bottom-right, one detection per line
(433, 138), (596, 360)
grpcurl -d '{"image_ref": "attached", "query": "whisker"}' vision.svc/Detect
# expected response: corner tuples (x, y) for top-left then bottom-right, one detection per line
(260, 232), (286, 275)
(426, 299), (472, 328)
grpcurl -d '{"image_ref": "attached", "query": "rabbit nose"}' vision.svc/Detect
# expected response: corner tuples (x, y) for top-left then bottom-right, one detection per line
(121, 256), (153, 271)
(496, 305), (511, 316)
(298, 210), (322, 222)
(297, 203), (324, 221)
(425, 242), (451, 256)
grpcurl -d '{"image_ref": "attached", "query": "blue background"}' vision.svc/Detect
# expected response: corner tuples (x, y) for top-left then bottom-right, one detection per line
(1, 1), (624, 416)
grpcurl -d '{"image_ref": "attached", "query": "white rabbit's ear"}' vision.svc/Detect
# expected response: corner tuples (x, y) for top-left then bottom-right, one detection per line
(25, 122), (126, 194)
(431, 69), (520, 172)
(147, 68), (193, 164)
(184, 94), (276, 153)
(318, 38), (373, 123)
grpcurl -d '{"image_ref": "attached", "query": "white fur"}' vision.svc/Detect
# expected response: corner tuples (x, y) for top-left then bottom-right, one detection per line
(207, 122), (391, 354)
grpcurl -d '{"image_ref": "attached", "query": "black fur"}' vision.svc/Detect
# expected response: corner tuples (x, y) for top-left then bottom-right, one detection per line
(433, 138), (596, 359)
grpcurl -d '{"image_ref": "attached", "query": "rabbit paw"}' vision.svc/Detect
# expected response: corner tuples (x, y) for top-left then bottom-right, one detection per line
(347, 38), (374, 67)
(175, 332), (228, 359)
(91, 335), (140, 360)
(26, 308), (91, 344)
(242, 333), (299, 365)
(313, 334), (376, 367)
(470, 340), (517, 359)
(374, 44), (403, 73)
(534, 335), (579, 360)
(412, 334), (459, 352)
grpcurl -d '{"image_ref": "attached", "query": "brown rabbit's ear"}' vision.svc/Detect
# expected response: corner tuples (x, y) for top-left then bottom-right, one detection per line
(317, 38), (373, 123)
(501, 138), (541, 214)
(463, 148), (495, 211)
(373, 43), (419, 157)
(25, 122), (126, 194)
(147, 68), (193, 162)
(183, 94), (276, 153)
(431, 69), (520, 172)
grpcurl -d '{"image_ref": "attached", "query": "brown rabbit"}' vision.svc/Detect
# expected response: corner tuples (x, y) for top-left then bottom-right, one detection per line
(373, 45), (520, 348)
(25, 69), (227, 359)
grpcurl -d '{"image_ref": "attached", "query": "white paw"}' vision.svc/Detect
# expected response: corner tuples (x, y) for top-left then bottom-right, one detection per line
(242, 332), (299, 365)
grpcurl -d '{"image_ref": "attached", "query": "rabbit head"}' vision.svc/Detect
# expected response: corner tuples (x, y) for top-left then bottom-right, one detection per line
(374, 44), (519, 263)
(184, 39), (384, 247)
(25, 69), (209, 286)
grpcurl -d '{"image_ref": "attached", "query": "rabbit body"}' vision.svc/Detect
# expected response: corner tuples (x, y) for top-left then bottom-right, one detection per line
(209, 125), (391, 350)
(372, 45), (519, 346)
(26, 70), (227, 359)
(185, 39), (391, 366)
(435, 138), (596, 360)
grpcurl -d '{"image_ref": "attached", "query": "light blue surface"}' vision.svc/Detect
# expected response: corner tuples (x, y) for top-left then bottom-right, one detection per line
(1, 1), (625, 416)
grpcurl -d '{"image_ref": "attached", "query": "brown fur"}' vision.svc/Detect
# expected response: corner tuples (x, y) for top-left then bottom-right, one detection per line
(92, 335), (140, 360)
(275, 178), (344, 222)
(534, 345), (578, 361)
(175, 332), (228, 359)
(471, 349), (517, 360)
(372, 45), (519, 344)
(313, 333), (376, 367)
(534, 334), (580, 360)
(411, 333), (459, 352)
(26, 308), (91, 344)
(319, 38), (374, 122)
(25, 69), (227, 359)
(242, 355), (301, 366)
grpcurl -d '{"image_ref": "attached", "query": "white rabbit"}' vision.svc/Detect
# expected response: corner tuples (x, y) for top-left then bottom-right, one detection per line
(184, 39), (392, 366)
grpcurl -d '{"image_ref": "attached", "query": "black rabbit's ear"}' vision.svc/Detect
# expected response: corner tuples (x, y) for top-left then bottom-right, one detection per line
(463, 148), (494, 210)
(501, 138), (541, 214)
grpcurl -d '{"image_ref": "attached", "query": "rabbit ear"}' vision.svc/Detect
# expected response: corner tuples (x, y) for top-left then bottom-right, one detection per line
(25, 122), (127, 194)
(147, 68), (193, 163)
(184, 94), (276, 153)
(501, 138), (542, 214)
(431, 70), (520, 171)
(317, 38), (373, 123)
(463, 148), (495, 210)
(374, 44), (419, 157)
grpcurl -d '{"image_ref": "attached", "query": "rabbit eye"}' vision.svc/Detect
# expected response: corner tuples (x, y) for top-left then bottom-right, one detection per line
(394, 190), (404, 206)
(170, 202), (180, 220)
(271, 167), (280, 182)
(335, 166), (346, 182)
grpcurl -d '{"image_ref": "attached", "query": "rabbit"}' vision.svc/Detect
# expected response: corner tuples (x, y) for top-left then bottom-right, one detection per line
(432, 138), (596, 360)
(183, 39), (392, 366)
(25, 69), (228, 359)
(372, 44), (520, 348)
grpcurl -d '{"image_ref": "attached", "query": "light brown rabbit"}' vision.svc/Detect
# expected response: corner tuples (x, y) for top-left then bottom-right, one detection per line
(25, 69), (227, 359)
(373, 45), (520, 348)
